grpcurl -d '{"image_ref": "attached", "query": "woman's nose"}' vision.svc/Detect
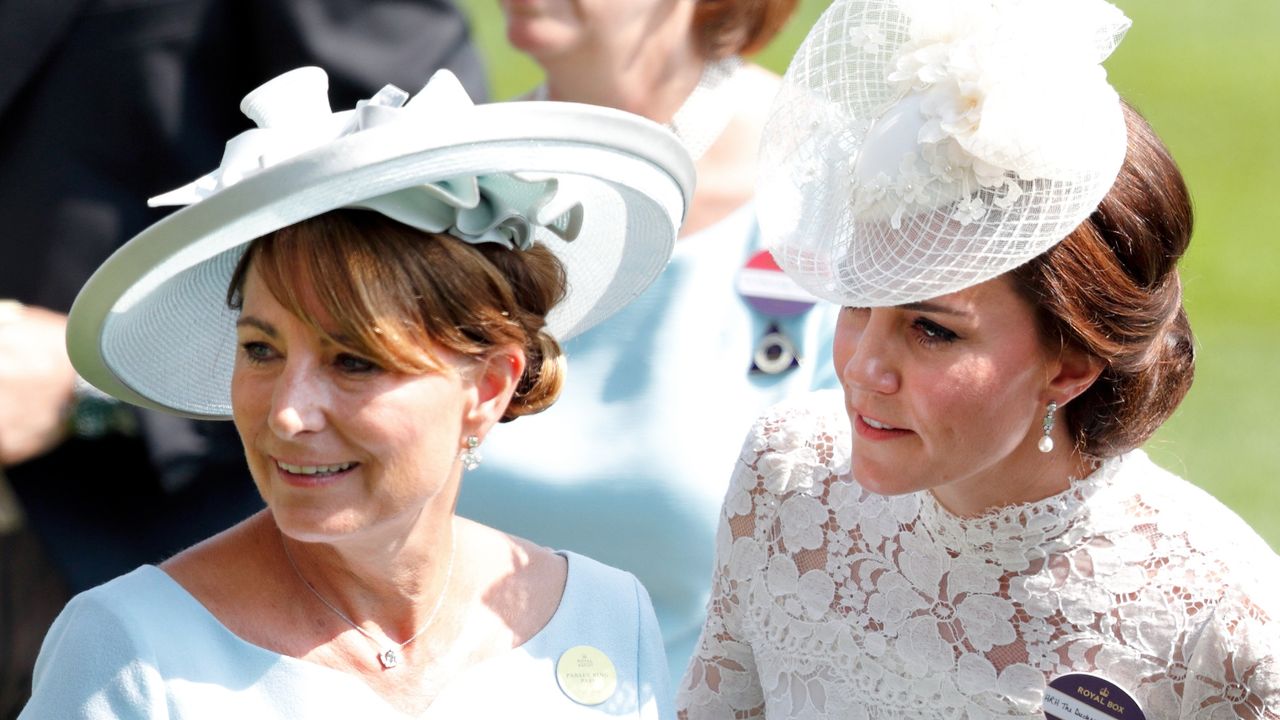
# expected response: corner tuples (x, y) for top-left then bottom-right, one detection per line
(842, 313), (900, 395)
(267, 361), (326, 437)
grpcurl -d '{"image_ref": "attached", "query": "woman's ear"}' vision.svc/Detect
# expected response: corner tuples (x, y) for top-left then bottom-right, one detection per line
(464, 344), (527, 438)
(1047, 344), (1104, 405)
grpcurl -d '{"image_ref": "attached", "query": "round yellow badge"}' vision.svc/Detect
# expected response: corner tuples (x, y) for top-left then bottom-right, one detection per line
(556, 645), (618, 706)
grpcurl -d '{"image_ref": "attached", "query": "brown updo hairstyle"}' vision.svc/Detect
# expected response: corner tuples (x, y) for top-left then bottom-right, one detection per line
(694, 0), (799, 58)
(226, 209), (567, 422)
(1011, 101), (1195, 458)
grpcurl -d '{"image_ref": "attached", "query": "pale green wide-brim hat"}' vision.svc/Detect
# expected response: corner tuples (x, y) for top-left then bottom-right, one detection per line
(67, 67), (694, 420)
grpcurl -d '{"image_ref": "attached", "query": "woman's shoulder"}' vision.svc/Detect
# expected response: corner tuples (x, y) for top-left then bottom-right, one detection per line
(475, 529), (654, 629)
(426, 549), (669, 718)
(51, 563), (244, 662)
(514, 548), (660, 649)
(560, 550), (649, 606)
(1097, 451), (1280, 635)
(58, 565), (200, 631)
(1132, 463), (1280, 720)
(554, 552), (669, 708)
(37, 565), (220, 670)
(1111, 450), (1278, 569)
(23, 566), (217, 717)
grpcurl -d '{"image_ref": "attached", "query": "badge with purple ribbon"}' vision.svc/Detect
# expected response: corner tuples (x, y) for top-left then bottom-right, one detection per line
(738, 250), (818, 375)
(736, 250), (817, 317)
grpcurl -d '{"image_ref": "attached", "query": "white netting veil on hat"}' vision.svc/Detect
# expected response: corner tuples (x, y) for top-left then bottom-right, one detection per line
(758, 0), (1131, 307)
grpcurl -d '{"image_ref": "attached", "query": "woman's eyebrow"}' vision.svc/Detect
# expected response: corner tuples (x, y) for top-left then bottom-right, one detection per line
(899, 301), (969, 317)
(235, 316), (276, 336)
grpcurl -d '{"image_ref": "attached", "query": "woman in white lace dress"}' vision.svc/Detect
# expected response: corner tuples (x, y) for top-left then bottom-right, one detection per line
(677, 1), (1280, 718)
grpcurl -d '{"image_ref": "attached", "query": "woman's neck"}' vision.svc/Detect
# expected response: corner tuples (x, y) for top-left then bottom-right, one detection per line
(929, 432), (1097, 519)
(535, 29), (770, 236)
(539, 38), (707, 125)
(278, 512), (458, 640)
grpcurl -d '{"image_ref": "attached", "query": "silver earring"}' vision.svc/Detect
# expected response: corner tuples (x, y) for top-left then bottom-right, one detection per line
(460, 435), (482, 471)
(1038, 401), (1058, 453)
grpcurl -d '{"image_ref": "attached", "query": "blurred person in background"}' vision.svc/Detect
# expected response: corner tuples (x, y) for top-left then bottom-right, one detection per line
(0, 1), (483, 715)
(458, 0), (840, 680)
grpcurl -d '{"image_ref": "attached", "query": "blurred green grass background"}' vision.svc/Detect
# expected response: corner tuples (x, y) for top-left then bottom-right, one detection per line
(458, 0), (1280, 549)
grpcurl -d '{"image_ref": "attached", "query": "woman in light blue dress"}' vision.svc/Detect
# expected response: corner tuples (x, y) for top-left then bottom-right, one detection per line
(460, 0), (840, 680)
(21, 66), (693, 718)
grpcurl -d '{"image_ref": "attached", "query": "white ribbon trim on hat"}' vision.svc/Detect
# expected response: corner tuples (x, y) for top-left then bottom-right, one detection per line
(148, 67), (584, 250)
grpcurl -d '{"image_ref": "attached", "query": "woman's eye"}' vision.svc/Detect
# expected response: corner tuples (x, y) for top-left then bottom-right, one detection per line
(240, 341), (276, 364)
(913, 318), (959, 345)
(335, 353), (380, 374)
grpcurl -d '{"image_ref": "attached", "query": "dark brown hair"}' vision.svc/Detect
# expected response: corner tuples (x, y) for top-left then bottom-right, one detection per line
(1011, 101), (1195, 458)
(693, 0), (799, 58)
(227, 209), (567, 422)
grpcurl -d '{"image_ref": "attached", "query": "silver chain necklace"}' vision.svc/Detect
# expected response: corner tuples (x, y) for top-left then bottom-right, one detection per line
(531, 55), (747, 162)
(280, 526), (456, 670)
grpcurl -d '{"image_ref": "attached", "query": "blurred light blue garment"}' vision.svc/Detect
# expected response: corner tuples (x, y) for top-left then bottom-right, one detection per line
(458, 204), (839, 680)
(21, 552), (670, 719)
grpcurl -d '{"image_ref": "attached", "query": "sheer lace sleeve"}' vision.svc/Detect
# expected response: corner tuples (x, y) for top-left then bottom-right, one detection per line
(1174, 580), (1280, 719)
(677, 393), (847, 719)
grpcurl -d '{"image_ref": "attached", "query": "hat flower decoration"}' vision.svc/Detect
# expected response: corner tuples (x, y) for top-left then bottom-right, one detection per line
(67, 67), (693, 418)
(758, 0), (1133, 307)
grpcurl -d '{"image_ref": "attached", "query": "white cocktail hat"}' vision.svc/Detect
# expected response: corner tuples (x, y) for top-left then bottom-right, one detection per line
(67, 67), (694, 419)
(758, 0), (1131, 306)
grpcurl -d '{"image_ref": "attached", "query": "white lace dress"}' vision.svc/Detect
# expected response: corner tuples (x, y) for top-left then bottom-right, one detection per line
(677, 391), (1280, 719)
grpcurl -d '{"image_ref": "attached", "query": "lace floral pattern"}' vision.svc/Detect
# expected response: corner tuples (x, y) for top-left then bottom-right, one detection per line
(678, 392), (1280, 719)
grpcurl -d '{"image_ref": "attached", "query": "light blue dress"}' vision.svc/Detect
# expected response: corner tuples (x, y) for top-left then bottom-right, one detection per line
(21, 552), (670, 719)
(458, 205), (839, 680)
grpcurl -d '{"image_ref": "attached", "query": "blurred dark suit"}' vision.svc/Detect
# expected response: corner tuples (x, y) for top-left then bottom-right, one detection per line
(0, 1), (485, 714)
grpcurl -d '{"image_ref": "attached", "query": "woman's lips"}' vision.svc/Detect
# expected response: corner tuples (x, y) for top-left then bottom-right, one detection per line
(274, 459), (359, 487)
(853, 413), (913, 440)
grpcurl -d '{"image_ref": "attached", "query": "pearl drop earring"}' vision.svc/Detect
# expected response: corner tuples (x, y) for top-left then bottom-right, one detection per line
(1038, 401), (1058, 453)
(460, 435), (482, 470)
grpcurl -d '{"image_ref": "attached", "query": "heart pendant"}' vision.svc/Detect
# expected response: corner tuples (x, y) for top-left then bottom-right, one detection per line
(378, 648), (400, 669)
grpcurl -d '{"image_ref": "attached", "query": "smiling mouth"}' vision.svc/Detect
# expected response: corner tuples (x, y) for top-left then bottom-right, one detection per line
(861, 416), (901, 431)
(276, 460), (357, 476)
